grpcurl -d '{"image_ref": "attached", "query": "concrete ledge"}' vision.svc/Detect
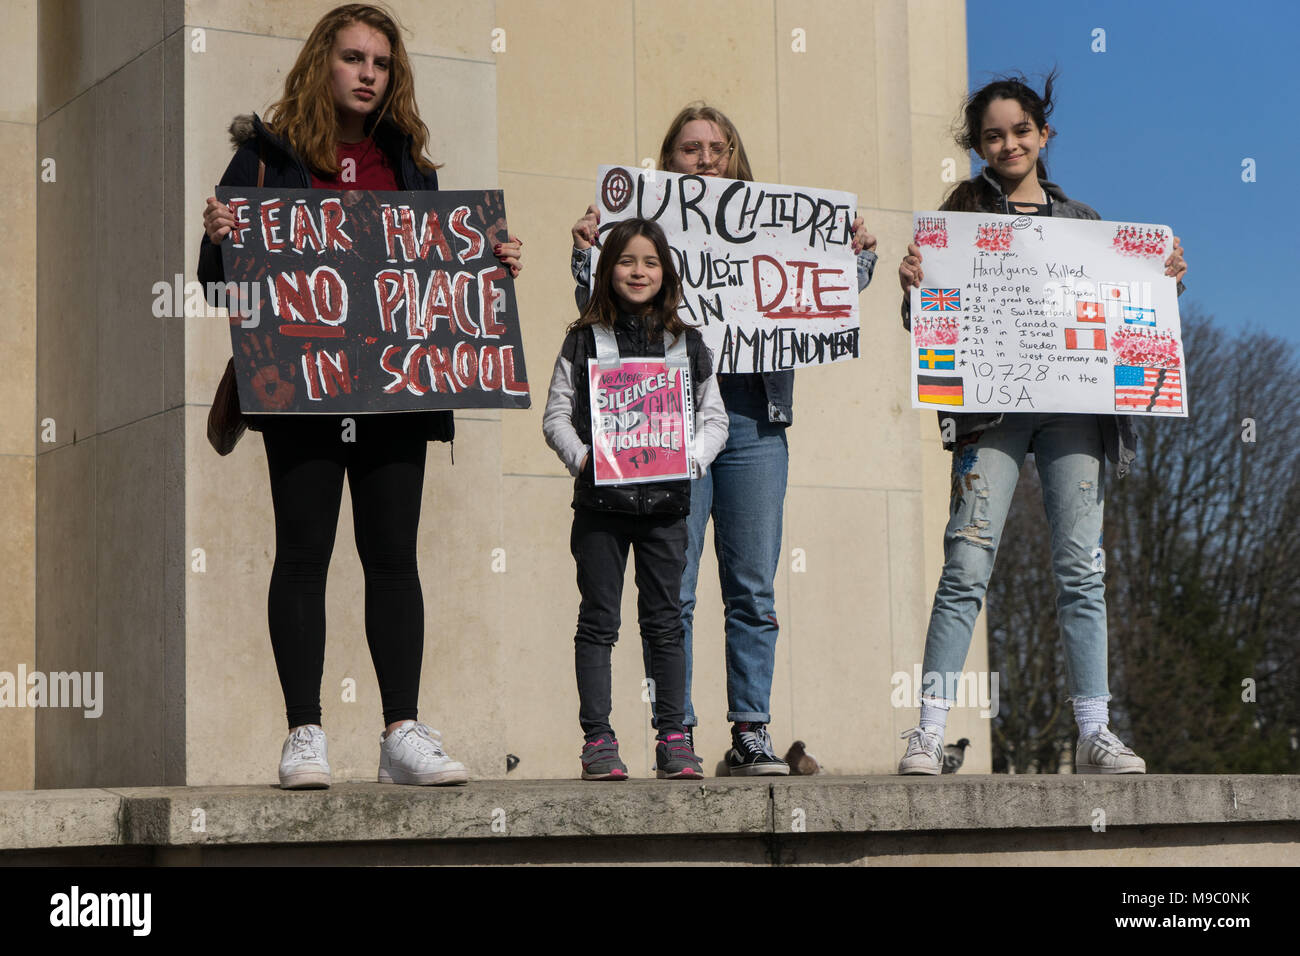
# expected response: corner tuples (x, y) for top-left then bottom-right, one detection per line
(0, 788), (123, 850)
(771, 774), (1300, 832)
(1, 775), (1297, 865)
(115, 779), (772, 846)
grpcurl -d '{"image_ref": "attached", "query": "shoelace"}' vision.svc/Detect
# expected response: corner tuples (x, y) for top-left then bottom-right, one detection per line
(900, 726), (940, 756)
(407, 723), (448, 758)
(736, 726), (775, 758)
(289, 727), (322, 761)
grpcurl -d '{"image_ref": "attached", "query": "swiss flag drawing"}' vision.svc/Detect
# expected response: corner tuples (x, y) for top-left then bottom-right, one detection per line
(1076, 301), (1106, 323)
(1065, 328), (1107, 351)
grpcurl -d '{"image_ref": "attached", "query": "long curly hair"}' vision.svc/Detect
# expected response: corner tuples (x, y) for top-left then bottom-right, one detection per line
(657, 103), (754, 182)
(264, 3), (439, 176)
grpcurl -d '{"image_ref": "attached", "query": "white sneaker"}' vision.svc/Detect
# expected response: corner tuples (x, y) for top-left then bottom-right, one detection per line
(279, 724), (331, 789)
(379, 721), (469, 786)
(1076, 727), (1146, 774)
(897, 726), (944, 775)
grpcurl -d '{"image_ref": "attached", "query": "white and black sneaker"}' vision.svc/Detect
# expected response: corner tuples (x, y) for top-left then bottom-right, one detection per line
(725, 722), (789, 776)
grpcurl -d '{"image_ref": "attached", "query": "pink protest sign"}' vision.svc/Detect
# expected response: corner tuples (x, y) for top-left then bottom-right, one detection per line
(587, 358), (693, 485)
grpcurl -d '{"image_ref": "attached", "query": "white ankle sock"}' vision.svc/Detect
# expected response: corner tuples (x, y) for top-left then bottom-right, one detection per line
(918, 696), (951, 735)
(1072, 696), (1109, 736)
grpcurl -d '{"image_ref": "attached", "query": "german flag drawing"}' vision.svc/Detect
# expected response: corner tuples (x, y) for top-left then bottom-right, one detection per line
(917, 374), (964, 406)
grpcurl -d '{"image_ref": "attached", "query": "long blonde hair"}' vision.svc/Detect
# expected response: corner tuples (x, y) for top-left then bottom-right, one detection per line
(264, 3), (440, 175)
(657, 103), (754, 181)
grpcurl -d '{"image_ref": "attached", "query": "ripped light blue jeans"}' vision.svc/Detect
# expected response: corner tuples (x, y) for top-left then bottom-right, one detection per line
(920, 414), (1109, 701)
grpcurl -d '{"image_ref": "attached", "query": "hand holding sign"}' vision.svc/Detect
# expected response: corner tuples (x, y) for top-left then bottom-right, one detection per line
(203, 196), (237, 244)
(572, 204), (601, 251)
(851, 216), (877, 255)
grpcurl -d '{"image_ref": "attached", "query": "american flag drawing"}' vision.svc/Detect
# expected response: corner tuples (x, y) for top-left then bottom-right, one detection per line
(919, 288), (961, 311)
(1115, 366), (1182, 413)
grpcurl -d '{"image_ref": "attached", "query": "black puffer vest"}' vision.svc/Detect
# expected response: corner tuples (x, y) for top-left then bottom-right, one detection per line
(562, 314), (712, 517)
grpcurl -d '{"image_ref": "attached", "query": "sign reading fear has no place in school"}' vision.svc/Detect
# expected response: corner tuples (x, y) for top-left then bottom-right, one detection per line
(216, 186), (530, 414)
(592, 165), (860, 374)
(909, 210), (1187, 417)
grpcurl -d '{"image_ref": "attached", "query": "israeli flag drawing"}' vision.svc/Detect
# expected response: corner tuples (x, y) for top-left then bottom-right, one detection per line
(1123, 306), (1156, 327)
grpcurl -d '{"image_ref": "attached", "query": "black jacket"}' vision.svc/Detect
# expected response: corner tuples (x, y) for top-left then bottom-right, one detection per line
(558, 316), (714, 517)
(197, 113), (453, 442)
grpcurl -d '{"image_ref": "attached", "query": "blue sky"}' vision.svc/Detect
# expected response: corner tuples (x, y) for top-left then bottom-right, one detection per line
(967, 0), (1299, 345)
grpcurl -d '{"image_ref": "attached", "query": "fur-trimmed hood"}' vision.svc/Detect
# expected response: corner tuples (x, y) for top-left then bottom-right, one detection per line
(225, 111), (412, 155)
(228, 112), (259, 148)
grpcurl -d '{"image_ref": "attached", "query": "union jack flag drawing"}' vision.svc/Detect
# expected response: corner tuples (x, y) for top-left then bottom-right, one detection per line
(919, 288), (961, 311)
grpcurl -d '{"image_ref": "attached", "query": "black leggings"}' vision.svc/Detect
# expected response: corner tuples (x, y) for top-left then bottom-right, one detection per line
(262, 416), (427, 729)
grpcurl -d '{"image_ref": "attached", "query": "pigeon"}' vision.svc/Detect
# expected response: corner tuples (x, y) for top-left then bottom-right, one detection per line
(942, 739), (970, 774)
(783, 740), (821, 775)
(506, 754), (520, 773)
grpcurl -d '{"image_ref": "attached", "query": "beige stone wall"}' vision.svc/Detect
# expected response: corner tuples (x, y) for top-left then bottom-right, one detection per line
(31, 0), (188, 788)
(495, 0), (988, 777)
(0, 0), (38, 791)
(12, 0), (985, 789)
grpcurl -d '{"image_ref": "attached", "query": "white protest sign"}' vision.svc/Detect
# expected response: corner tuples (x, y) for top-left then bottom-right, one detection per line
(593, 165), (859, 374)
(909, 211), (1187, 417)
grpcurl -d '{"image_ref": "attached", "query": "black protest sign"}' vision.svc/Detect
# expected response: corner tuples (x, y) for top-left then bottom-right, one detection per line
(215, 187), (530, 414)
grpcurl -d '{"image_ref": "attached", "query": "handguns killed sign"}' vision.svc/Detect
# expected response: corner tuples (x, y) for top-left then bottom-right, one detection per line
(216, 186), (530, 414)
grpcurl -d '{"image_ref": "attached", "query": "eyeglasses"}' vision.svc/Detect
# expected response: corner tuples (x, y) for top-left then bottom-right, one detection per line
(675, 141), (733, 161)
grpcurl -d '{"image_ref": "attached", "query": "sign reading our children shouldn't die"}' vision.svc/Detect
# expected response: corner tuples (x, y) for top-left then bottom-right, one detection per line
(909, 210), (1187, 417)
(592, 165), (860, 374)
(216, 186), (530, 414)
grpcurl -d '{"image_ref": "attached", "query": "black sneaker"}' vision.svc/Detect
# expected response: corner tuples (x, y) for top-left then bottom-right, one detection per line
(655, 732), (704, 779)
(726, 723), (790, 776)
(653, 725), (694, 750)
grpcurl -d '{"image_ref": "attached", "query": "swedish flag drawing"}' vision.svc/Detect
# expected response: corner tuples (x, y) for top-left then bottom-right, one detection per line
(917, 348), (956, 370)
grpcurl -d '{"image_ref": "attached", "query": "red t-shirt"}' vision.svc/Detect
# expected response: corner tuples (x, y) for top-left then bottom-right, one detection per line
(310, 138), (399, 190)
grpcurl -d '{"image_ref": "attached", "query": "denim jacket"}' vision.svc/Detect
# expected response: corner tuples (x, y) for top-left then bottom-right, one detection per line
(901, 169), (1186, 479)
(572, 245), (877, 427)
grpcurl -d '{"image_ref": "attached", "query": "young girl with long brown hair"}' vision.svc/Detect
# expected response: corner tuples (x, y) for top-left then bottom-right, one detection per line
(197, 4), (521, 789)
(543, 218), (728, 779)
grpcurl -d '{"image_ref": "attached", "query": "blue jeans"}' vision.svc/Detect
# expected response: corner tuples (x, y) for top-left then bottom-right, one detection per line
(920, 414), (1110, 701)
(643, 376), (788, 725)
